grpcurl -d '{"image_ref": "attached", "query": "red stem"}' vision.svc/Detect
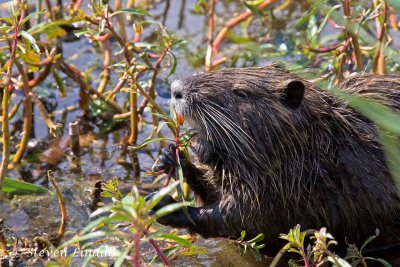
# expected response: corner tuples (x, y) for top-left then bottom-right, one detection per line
(327, 18), (345, 30)
(74, 0), (83, 11)
(133, 232), (140, 267)
(212, 0), (277, 55)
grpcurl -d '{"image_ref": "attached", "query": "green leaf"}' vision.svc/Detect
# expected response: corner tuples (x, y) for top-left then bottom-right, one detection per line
(153, 202), (187, 219)
(20, 10), (46, 26)
(363, 257), (392, 267)
(130, 137), (172, 151)
(335, 91), (400, 134)
(19, 51), (40, 71)
(45, 26), (67, 39)
(167, 52), (177, 78)
(73, 29), (97, 37)
(52, 68), (66, 98)
(243, 0), (266, 16)
(387, 0), (400, 12)
(110, 8), (151, 17)
(20, 30), (40, 53)
(326, 256), (352, 267)
(294, 7), (316, 29)
(239, 230), (246, 241)
(113, 247), (130, 267)
(251, 248), (263, 262)
(28, 18), (84, 36)
(380, 130), (400, 189)
(8, 2), (15, 18)
(244, 0), (265, 6)
(135, 42), (158, 50)
(153, 112), (175, 125)
(151, 233), (192, 247)
(316, 5), (341, 36)
(2, 178), (48, 195)
(0, 17), (14, 25)
(360, 229), (380, 252)
(99, 18), (105, 33)
(57, 231), (109, 249)
(247, 233), (265, 243)
(145, 180), (180, 211)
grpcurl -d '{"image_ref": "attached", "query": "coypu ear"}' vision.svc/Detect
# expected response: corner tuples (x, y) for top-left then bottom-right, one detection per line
(280, 80), (305, 109)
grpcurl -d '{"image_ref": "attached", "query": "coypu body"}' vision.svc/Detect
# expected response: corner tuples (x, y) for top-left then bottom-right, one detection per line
(151, 65), (400, 255)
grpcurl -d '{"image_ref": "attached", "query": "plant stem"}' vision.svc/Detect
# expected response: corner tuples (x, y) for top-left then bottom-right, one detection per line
(12, 60), (33, 165)
(269, 245), (288, 267)
(1, 7), (24, 186)
(0, 37), (15, 188)
(128, 78), (138, 145)
(98, 39), (111, 93)
(342, 0), (363, 72)
(205, 0), (216, 71)
(128, 77), (140, 182)
(48, 171), (67, 246)
(372, 0), (388, 74)
(136, 83), (175, 133)
(213, 0), (277, 55)
(133, 232), (140, 267)
(143, 228), (171, 266)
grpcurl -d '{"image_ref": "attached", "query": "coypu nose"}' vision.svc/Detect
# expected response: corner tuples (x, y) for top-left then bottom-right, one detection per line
(171, 80), (184, 100)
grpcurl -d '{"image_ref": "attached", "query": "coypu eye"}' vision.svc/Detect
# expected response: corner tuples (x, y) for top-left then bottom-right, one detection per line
(280, 80), (305, 109)
(174, 92), (183, 99)
(233, 89), (248, 98)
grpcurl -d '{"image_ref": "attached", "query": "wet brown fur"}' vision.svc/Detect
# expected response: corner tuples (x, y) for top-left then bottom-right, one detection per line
(169, 65), (400, 254)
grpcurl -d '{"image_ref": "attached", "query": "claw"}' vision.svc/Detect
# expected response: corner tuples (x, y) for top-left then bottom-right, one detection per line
(151, 144), (178, 172)
(145, 191), (158, 202)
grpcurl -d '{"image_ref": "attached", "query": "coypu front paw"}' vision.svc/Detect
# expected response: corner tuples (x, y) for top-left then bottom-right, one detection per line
(152, 144), (179, 173)
(145, 192), (190, 228)
(152, 144), (190, 173)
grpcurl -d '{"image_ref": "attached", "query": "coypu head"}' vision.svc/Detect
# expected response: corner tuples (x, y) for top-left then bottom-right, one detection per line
(171, 65), (309, 168)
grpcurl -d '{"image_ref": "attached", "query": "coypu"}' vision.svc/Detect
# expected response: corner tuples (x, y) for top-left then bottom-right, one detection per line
(149, 64), (400, 256)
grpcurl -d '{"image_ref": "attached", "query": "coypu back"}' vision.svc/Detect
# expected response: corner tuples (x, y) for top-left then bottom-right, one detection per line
(170, 65), (400, 255)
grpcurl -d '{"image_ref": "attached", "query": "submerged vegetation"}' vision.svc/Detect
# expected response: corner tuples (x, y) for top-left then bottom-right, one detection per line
(0, 0), (399, 266)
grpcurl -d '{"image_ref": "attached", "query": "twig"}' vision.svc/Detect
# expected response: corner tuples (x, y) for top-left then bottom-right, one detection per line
(388, 7), (398, 31)
(328, 17), (346, 30)
(269, 245), (288, 267)
(138, 48), (170, 115)
(114, 0), (127, 40)
(0, 219), (7, 256)
(0, 0), (24, 190)
(128, 77), (138, 145)
(60, 61), (127, 113)
(342, 0), (363, 72)
(105, 76), (127, 101)
(48, 171), (67, 246)
(97, 39), (111, 93)
(69, 120), (80, 155)
(301, 43), (343, 53)
(73, 0), (83, 11)
(136, 83), (175, 133)
(133, 232), (140, 267)
(143, 229), (171, 266)
(372, 1), (388, 74)
(30, 92), (60, 136)
(212, 0), (277, 55)
(205, 0), (216, 71)
(12, 60), (33, 165)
